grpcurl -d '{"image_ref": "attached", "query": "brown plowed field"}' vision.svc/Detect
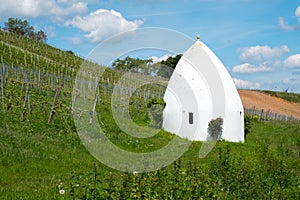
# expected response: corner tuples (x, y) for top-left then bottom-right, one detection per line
(238, 90), (300, 119)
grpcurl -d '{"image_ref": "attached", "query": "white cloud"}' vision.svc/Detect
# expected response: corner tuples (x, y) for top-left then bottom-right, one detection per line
(65, 9), (144, 43)
(51, 2), (88, 16)
(278, 6), (300, 31)
(233, 78), (260, 89)
(149, 54), (173, 63)
(238, 45), (290, 62)
(295, 6), (300, 17)
(278, 17), (296, 31)
(283, 54), (300, 68)
(0, 0), (88, 20)
(232, 63), (271, 73)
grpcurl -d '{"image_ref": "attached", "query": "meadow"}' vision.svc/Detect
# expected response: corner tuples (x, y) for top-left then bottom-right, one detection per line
(1, 107), (299, 199)
(0, 30), (299, 199)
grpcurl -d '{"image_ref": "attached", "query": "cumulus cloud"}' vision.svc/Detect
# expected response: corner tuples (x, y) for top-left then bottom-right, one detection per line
(233, 78), (260, 89)
(278, 6), (300, 31)
(296, 6), (300, 17)
(65, 9), (144, 43)
(238, 45), (290, 62)
(283, 54), (300, 68)
(149, 54), (173, 63)
(0, 0), (88, 20)
(278, 17), (296, 31)
(232, 63), (271, 74)
(235, 44), (300, 70)
(52, 2), (88, 16)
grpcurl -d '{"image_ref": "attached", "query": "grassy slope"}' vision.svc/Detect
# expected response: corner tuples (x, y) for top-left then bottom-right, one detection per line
(1, 111), (299, 198)
(0, 30), (83, 71)
(260, 90), (300, 103)
(0, 32), (299, 199)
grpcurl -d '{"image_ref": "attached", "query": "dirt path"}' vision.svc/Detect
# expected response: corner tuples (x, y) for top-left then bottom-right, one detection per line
(238, 90), (300, 119)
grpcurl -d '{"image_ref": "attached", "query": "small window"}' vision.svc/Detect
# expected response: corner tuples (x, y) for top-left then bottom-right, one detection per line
(189, 112), (193, 124)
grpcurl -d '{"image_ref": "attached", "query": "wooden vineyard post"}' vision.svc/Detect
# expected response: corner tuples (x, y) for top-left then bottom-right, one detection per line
(90, 94), (99, 124)
(21, 82), (30, 121)
(1, 62), (5, 112)
(260, 109), (264, 121)
(48, 84), (63, 124)
(71, 93), (76, 118)
(89, 77), (98, 124)
(71, 78), (79, 118)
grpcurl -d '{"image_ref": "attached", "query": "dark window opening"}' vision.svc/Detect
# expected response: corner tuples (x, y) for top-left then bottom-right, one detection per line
(189, 112), (193, 124)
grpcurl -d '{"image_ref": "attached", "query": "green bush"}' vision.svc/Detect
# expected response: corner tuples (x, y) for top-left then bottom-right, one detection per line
(252, 114), (259, 122)
(207, 117), (223, 140)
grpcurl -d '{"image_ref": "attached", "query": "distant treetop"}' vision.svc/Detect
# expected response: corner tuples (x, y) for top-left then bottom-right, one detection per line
(2, 18), (47, 43)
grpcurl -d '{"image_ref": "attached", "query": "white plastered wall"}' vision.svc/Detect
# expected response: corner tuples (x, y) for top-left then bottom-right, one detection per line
(163, 39), (244, 142)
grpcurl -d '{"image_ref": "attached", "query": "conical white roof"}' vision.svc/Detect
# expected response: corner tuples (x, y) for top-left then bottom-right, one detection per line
(163, 36), (244, 142)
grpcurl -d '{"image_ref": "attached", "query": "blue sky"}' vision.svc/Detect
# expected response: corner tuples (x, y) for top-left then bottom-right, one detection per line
(1, 0), (300, 92)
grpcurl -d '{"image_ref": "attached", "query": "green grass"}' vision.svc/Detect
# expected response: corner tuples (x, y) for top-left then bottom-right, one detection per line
(1, 107), (300, 199)
(260, 90), (300, 103)
(0, 113), (92, 197)
(0, 31), (299, 199)
(0, 78), (299, 198)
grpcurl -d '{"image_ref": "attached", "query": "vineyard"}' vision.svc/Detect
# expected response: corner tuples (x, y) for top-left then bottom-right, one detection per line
(0, 30), (300, 199)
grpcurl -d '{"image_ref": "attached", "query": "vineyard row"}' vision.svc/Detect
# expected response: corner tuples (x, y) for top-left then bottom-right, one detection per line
(1, 62), (297, 123)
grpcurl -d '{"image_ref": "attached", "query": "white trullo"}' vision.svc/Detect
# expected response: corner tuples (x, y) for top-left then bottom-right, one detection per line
(163, 36), (244, 142)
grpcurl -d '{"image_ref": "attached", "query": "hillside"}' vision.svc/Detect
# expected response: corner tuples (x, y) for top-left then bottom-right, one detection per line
(0, 31), (299, 199)
(239, 90), (300, 119)
(1, 30), (299, 117)
(0, 29), (83, 72)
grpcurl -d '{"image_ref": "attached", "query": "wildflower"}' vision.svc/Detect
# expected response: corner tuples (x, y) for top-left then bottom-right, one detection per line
(59, 189), (65, 195)
(76, 183), (80, 187)
(133, 171), (138, 175)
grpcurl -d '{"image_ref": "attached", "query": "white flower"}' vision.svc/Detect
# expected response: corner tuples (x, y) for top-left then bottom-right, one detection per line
(76, 183), (80, 187)
(59, 189), (65, 195)
(133, 171), (138, 175)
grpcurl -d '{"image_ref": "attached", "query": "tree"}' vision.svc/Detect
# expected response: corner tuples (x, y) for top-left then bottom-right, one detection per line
(33, 30), (47, 43)
(3, 18), (47, 42)
(161, 54), (182, 69)
(157, 54), (182, 78)
(111, 54), (182, 77)
(207, 117), (223, 140)
(4, 18), (33, 36)
(111, 56), (153, 73)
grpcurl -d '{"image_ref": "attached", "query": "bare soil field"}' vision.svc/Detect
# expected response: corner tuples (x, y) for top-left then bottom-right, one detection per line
(238, 90), (300, 119)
